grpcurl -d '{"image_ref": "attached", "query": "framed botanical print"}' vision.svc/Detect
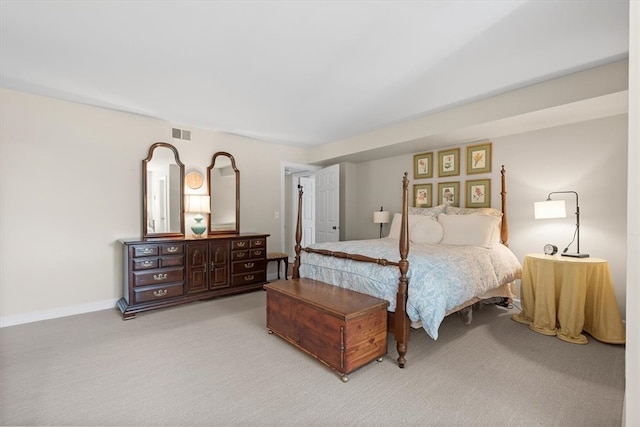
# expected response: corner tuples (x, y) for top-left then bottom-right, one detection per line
(438, 148), (460, 177)
(437, 181), (460, 207)
(413, 152), (433, 179)
(466, 142), (492, 175)
(466, 179), (491, 208)
(413, 184), (432, 208)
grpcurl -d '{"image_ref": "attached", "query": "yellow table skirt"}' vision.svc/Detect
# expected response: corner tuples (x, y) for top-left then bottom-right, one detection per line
(512, 254), (625, 345)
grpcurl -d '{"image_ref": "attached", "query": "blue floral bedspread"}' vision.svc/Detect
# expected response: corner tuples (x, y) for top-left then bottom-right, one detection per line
(299, 238), (522, 339)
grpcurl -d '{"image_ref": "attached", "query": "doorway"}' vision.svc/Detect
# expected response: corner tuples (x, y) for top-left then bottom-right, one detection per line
(280, 162), (321, 259)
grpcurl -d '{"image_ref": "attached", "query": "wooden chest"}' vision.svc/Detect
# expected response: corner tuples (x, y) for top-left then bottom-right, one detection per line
(264, 278), (389, 381)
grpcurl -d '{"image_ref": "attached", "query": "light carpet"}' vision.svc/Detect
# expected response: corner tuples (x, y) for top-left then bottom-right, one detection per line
(0, 290), (625, 426)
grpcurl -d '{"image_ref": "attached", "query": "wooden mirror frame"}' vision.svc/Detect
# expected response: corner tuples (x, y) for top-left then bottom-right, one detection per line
(142, 142), (185, 239)
(207, 152), (240, 235)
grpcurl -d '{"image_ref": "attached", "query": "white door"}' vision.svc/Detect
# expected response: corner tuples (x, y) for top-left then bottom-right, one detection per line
(299, 176), (315, 247)
(315, 164), (340, 243)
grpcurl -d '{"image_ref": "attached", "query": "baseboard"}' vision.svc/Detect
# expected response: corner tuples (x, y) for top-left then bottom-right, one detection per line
(0, 298), (119, 328)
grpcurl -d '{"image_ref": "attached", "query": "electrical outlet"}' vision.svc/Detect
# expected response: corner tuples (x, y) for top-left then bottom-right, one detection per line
(275, 211), (280, 219)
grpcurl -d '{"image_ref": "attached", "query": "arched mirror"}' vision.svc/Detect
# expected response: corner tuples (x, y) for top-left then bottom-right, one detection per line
(207, 152), (240, 234)
(142, 142), (185, 238)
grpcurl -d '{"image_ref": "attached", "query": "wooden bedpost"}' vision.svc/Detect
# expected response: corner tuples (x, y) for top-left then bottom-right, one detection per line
(395, 172), (410, 368)
(292, 184), (303, 279)
(500, 165), (509, 247)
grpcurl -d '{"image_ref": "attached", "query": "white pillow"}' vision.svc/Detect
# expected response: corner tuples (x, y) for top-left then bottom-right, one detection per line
(410, 218), (443, 244)
(437, 213), (501, 248)
(387, 214), (434, 239)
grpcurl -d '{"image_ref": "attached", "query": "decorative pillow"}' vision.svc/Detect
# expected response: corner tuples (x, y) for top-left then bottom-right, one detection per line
(445, 205), (503, 217)
(437, 213), (501, 248)
(408, 204), (447, 218)
(410, 218), (443, 244)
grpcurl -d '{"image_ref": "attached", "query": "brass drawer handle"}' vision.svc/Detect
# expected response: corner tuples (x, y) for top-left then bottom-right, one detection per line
(167, 246), (179, 253)
(153, 273), (167, 281)
(244, 262), (254, 269)
(254, 250), (262, 256)
(255, 240), (263, 246)
(142, 248), (153, 254)
(153, 289), (168, 297)
(244, 274), (254, 281)
(236, 241), (246, 247)
(142, 260), (154, 267)
(237, 253), (246, 258)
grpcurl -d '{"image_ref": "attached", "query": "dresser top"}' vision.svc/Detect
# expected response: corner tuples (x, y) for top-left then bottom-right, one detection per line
(119, 232), (270, 245)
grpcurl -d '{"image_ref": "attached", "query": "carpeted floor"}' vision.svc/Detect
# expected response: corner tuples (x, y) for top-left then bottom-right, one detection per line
(0, 290), (625, 426)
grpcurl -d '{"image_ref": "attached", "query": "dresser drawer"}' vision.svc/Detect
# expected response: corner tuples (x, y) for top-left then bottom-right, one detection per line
(232, 259), (266, 274)
(231, 250), (249, 261)
(134, 258), (159, 270)
(133, 245), (159, 257)
(160, 244), (184, 255)
(133, 282), (184, 303)
(232, 240), (250, 250)
(133, 267), (184, 287)
(250, 238), (266, 249)
(133, 255), (184, 271)
(250, 248), (265, 258)
(232, 271), (266, 286)
(160, 255), (184, 267)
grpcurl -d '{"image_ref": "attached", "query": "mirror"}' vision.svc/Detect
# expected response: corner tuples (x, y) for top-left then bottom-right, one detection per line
(142, 142), (185, 238)
(207, 152), (240, 234)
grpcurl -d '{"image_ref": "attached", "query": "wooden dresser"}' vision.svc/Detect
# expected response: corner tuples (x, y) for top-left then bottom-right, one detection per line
(118, 233), (269, 319)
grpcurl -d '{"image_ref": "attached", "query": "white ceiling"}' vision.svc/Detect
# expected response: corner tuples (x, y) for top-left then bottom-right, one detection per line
(0, 1), (629, 147)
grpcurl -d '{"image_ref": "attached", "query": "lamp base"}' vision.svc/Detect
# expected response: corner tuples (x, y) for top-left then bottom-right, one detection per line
(191, 214), (206, 238)
(562, 252), (590, 258)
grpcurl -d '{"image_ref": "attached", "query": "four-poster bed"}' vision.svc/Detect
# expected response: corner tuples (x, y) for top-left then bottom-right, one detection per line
(291, 166), (521, 368)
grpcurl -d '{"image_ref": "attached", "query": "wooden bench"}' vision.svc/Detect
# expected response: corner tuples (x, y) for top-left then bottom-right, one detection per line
(264, 278), (389, 382)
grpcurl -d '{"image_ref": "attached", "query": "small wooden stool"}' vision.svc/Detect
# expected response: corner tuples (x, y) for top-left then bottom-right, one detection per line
(267, 252), (289, 280)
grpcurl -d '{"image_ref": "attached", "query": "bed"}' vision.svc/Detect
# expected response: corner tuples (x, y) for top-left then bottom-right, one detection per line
(291, 165), (522, 368)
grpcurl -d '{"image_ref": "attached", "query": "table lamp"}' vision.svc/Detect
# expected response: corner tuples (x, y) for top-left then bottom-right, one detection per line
(373, 206), (391, 238)
(534, 191), (589, 258)
(185, 194), (211, 238)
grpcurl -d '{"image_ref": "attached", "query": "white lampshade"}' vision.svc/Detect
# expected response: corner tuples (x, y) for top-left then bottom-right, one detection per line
(534, 199), (566, 219)
(373, 210), (391, 224)
(185, 195), (211, 214)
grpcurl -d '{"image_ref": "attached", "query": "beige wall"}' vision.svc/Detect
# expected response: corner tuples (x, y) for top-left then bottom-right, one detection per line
(0, 86), (630, 324)
(0, 88), (306, 325)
